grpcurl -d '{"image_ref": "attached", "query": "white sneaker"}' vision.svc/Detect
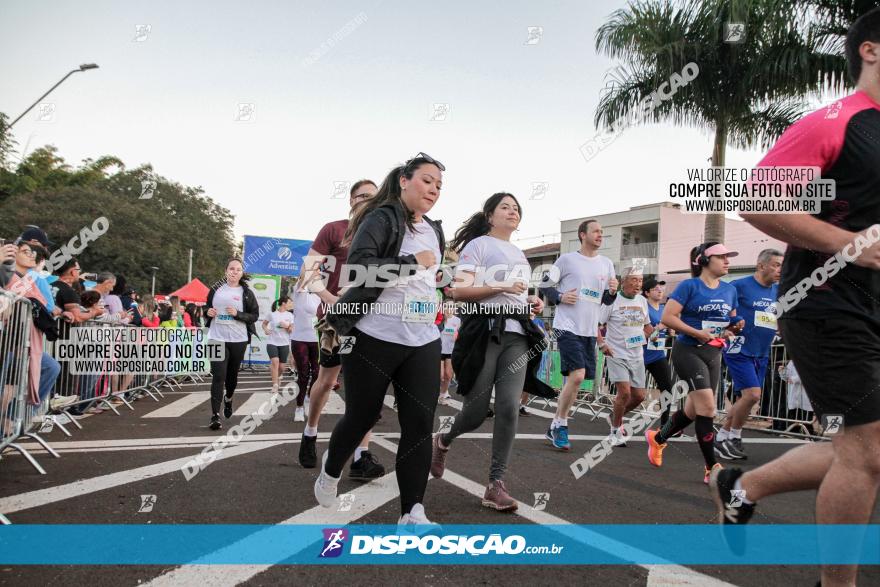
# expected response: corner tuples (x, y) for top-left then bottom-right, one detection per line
(314, 452), (339, 508)
(398, 503), (436, 526)
(271, 383), (279, 394)
(609, 429), (627, 447)
(294, 407), (305, 422)
(438, 394), (450, 406)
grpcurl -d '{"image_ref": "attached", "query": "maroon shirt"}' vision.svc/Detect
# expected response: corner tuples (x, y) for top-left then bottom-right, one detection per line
(312, 219), (349, 318)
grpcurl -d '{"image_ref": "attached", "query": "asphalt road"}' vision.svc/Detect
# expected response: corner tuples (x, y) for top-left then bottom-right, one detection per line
(1, 372), (877, 586)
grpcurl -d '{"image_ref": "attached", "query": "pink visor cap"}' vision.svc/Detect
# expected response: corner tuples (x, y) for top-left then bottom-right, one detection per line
(703, 244), (739, 259)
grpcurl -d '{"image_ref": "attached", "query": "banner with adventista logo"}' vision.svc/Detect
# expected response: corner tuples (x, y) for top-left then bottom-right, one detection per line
(243, 235), (312, 277)
(245, 274), (281, 365)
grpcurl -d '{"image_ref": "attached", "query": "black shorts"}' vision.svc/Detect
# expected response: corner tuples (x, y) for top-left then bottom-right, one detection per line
(319, 344), (341, 369)
(266, 344), (289, 363)
(670, 342), (722, 393)
(441, 353), (452, 361)
(557, 330), (597, 378)
(780, 316), (880, 427)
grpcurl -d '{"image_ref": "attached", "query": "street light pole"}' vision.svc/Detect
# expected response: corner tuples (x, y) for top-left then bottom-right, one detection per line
(9, 63), (99, 128)
(150, 267), (159, 296)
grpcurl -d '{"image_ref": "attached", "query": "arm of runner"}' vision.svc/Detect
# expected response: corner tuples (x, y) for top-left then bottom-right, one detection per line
(661, 299), (713, 344)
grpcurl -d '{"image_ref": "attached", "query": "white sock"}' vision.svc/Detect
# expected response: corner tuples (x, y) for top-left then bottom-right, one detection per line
(552, 418), (567, 429)
(716, 428), (730, 441)
(730, 428), (742, 439)
(304, 425), (318, 437)
(355, 447), (366, 461)
(733, 478), (754, 504)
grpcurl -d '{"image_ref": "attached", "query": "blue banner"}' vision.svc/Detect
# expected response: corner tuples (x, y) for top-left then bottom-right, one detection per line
(242, 235), (312, 277)
(1, 525), (878, 565)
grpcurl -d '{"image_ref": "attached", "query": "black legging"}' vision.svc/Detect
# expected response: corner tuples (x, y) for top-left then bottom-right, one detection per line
(646, 357), (673, 423)
(209, 341), (248, 415)
(325, 328), (440, 515)
(291, 340), (319, 406)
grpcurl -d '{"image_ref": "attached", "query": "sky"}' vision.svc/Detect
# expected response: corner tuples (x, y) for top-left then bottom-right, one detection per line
(0, 0), (839, 250)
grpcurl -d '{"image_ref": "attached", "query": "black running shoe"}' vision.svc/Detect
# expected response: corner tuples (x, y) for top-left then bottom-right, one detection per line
(709, 467), (755, 555)
(519, 406), (529, 416)
(714, 438), (735, 460)
(299, 434), (317, 468)
(349, 451), (385, 481)
(223, 396), (233, 419)
(209, 414), (221, 430)
(727, 437), (747, 460)
(486, 409), (494, 418)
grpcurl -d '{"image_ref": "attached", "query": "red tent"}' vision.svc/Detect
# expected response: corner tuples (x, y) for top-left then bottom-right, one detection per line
(168, 278), (210, 303)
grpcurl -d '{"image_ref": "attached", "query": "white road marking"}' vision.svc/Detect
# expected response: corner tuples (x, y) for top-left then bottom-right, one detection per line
(0, 440), (284, 514)
(233, 392), (273, 416)
(143, 393), (209, 418)
(372, 437), (736, 587)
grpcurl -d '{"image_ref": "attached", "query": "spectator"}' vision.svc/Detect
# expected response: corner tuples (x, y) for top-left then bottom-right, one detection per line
(185, 302), (202, 328)
(1, 240), (15, 288)
(52, 258), (105, 323)
(169, 296), (192, 328)
(113, 276), (142, 326)
(92, 272), (127, 323)
(140, 295), (160, 328)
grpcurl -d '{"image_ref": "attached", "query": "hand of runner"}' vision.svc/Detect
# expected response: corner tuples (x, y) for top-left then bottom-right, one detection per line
(694, 328), (715, 344)
(225, 306), (238, 317)
(206, 308), (218, 318)
(414, 250), (436, 268)
(504, 281), (528, 295)
(852, 226), (880, 269)
(528, 295), (544, 315)
(560, 288), (579, 304)
(608, 277), (619, 294)
(599, 340), (614, 357)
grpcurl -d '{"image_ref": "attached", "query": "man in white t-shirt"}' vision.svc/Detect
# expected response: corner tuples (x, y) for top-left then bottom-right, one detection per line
(540, 219), (617, 451)
(598, 267), (653, 447)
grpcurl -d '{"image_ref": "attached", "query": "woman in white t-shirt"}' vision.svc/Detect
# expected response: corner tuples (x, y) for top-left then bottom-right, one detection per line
(262, 296), (294, 394)
(290, 273), (322, 422)
(431, 192), (544, 513)
(204, 258), (260, 431)
(438, 304), (460, 405)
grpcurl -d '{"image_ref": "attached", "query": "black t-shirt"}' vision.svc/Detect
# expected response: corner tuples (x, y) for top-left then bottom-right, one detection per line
(52, 279), (81, 310)
(757, 91), (880, 326)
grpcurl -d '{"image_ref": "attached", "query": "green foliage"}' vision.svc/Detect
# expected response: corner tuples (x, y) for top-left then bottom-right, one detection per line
(0, 125), (236, 294)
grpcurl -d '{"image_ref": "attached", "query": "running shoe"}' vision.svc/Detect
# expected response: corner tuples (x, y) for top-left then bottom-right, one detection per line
(645, 429), (666, 467)
(49, 395), (79, 411)
(438, 394), (451, 406)
(299, 433), (317, 468)
(519, 406), (530, 416)
(314, 452), (339, 508)
(349, 451), (385, 481)
(271, 383), (279, 394)
(482, 480), (518, 512)
(704, 462), (723, 485)
(209, 414), (221, 430)
(223, 396), (233, 419)
(709, 467), (755, 524)
(398, 503), (437, 527)
(486, 409), (494, 418)
(431, 434), (448, 478)
(609, 429), (627, 448)
(727, 437), (747, 460)
(714, 438), (736, 461)
(294, 407), (305, 422)
(547, 425), (570, 451)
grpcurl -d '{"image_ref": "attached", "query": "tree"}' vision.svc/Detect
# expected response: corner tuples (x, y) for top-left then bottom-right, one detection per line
(0, 135), (236, 293)
(594, 0), (850, 242)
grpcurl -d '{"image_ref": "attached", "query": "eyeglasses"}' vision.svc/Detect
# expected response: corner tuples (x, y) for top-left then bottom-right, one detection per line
(404, 152), (446, 172)
(18, 247), (36, 257)
(352, 192), (374, 202)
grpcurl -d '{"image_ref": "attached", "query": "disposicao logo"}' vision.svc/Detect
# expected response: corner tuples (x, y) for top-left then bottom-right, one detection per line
(319, 528), (348, 558)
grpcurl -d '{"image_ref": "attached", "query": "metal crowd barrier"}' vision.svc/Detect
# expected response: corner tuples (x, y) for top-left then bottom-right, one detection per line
(528, 333), (824, 440)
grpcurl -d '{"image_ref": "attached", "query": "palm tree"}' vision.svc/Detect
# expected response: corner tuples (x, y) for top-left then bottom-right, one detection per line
(595, 0), (849, 242)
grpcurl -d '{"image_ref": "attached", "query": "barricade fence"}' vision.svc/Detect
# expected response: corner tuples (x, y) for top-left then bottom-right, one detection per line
(529, 332), (822, 440)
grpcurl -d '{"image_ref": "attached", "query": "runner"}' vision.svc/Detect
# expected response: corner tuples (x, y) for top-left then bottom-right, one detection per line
(642, 277), (676, 429)
(438, 303), (460, 405)
(598, 266), (653, 447)
(539, 219), (617, 450)
(644, 242), (742, 483)
(298, 179), (386, 482)
(315, 153), (445, 524)
(261, 295), (294, 394)
(204, 258), (259, 431)
(710, 11), (880, 586)
(430, 192), (550, 512)
(290, 272), (321, 422)
(715, 249), (783, 461)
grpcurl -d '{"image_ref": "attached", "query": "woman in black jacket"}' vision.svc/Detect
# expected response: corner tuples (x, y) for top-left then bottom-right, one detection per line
(318, 153), (445, 525)
(204, 258), (259, 430)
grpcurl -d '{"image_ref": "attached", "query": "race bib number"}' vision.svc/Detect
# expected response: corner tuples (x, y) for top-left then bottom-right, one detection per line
(647, 336), (666, 351)
(726, 335), (745, 354)
(443, 327), (455, 334)
(217, 314), (234, 322)
(402, 295), (436, 324)
(625, 333), (646, 348)
(702, 320), (728, 337)
(754, 310), (777, 330)
(580, 287), (601, 304)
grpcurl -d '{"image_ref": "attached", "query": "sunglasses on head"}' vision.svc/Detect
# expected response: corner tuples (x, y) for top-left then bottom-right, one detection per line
(404, 152), (446, 173)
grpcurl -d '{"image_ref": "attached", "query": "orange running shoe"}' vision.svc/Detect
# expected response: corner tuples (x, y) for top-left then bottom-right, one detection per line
(645, 429), (666, 467)
(704, 462), (723, 484)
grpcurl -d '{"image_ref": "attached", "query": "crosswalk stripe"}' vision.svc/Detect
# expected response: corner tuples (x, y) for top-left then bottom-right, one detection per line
(233, 392), (273, 416)
(143, 393), (208, 418)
